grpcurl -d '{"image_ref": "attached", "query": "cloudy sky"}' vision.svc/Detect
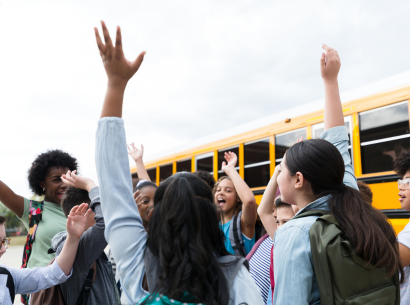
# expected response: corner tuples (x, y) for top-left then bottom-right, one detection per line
(1, 0), (410, 197)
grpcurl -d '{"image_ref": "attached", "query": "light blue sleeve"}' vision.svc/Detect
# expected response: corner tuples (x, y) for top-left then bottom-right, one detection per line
(5, 259), (70, 295)
(273, 225), (319, 305)
(321, 126), (358, 190)
(95, 117), (148, 304)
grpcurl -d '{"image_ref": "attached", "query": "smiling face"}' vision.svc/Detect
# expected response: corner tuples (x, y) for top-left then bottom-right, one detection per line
(40, 166), (69, 205)
(137, 186), (156, 222)
(399, 170), (410, 212)
(214, 178), (239, 216)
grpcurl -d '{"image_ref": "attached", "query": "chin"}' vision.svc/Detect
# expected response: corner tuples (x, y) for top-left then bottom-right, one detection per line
(401, 201), (410, 212)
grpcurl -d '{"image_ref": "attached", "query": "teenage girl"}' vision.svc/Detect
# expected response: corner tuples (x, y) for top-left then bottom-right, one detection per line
(258, 44), (402, 304)
(93, 21), (264, 305)
(213, 151), (257, 256)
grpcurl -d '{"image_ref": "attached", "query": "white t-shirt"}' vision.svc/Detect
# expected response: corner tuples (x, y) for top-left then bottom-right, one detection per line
(398, 220), (410, 304)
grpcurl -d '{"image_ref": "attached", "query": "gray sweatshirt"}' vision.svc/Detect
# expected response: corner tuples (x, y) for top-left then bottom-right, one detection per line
(51, 187), (120, 305)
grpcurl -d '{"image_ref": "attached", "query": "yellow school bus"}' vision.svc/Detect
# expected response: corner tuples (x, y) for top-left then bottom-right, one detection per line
(131, 71), (410, 234)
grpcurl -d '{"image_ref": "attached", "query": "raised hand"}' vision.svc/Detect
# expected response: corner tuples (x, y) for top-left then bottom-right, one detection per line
(134, 190), (143, 207)
(128, 143), (144, 161)
(94, 21), (146, 88)
(320, 44), (341, 82)
(61, 170), (97, 192)
(66, 203), (92, 240)
(222, 151), (237, 173)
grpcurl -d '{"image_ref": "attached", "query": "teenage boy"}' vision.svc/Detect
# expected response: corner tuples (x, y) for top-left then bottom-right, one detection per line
(274, 198), (296, 228)
(0, 204), (90, 304)
(52, 170), (120, 305)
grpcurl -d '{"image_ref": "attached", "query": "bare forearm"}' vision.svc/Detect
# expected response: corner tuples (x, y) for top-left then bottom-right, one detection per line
(258, 174), (278, 239)
(135, 159), (151, 182)
(323, 80), (344, 130)
(100, 83), (127, 118)
(225, 169), (256, 207)
(0, 180), (24, 217)
(56, 235), (80, 276)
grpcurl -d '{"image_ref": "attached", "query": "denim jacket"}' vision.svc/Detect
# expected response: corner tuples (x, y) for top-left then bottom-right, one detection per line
(95, 117), (264, 305)
(272, 126), (358, 305)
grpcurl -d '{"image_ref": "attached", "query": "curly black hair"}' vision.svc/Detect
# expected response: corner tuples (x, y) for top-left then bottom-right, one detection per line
(394, 149), (410, 178)
(28, 150), (78, 195)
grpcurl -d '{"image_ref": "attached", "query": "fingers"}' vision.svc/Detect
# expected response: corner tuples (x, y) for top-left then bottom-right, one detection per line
(130, 51), (146, 73)
(134, 190), (140, 199)
(135, 194), (143, 206)
(115, 26), (123, 52)
(101, 21), (113, 55)
(320, 52), (326, 68)
(222, 161), (227, 168)
(141, 144), (144, 154)
(94, 27), (106, 55)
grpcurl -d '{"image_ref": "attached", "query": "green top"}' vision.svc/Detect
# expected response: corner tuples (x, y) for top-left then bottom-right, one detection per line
(138, 294), (201, 305)
(19, 198), (67, 268)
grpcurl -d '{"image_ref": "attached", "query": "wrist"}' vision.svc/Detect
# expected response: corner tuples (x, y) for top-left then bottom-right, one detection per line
(223, 167), (236, 175)
(107, 80), (127, 91)
(322, 78), (339, 86)
(66, 234), (81, 244)
(86, 182), (97, 193)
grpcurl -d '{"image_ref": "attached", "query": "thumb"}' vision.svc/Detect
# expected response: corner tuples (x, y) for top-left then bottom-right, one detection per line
(222, 161), (226, 168)
(320, 52), (326, 68)
(130, 51), (146, 73)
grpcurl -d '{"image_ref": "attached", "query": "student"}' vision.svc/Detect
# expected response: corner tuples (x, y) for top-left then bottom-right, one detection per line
(93, 21), (264, 305)
(134, 180), (157, 230)
(54, 170), (120, 305)
(247, 193), (278, 304)
(0, 204), (90, 305)
(213, 152), (257, 256)
(194, 171), (216, 190)
(262, 45), (401, 304)
(275, 198), (295, 228)
(394, 150), (410, 303)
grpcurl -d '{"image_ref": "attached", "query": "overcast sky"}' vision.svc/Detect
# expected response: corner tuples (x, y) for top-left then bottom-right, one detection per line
(1, 0), (410, 198)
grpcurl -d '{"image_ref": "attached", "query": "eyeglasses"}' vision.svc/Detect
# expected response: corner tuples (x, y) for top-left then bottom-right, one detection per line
(0, 238), (11, 250)
(398, 178), (410, 190)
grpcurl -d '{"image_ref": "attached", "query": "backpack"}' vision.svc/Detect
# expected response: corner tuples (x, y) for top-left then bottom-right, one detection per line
(229, 211), (266, 257)
(294, 209), (400, 305)
(21, 200), (44, 305)
(0, 267), (15, 304)
(30, 258), (97, 305)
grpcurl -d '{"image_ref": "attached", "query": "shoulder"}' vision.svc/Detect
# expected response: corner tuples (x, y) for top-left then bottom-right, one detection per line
(398, 220), (410, 246)
(277, 216), (319, 236)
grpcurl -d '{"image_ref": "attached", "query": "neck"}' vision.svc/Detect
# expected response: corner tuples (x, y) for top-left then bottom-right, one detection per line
(44, 195), (59, 205)
(295, 193), (316, 211)
(222, 209), (235, 224)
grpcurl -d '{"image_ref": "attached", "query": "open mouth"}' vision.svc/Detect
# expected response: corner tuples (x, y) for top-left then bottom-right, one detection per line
(399, 193), (406, 202)
(57, 193), (64, 199)
(217, 198), (226, 206)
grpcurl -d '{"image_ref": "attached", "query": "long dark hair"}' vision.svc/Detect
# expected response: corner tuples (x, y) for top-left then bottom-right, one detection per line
(144, 172), (231, 305)
(286, 139), (403, 279)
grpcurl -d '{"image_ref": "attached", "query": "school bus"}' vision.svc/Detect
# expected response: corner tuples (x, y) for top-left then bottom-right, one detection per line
(131, 71), (410, 234)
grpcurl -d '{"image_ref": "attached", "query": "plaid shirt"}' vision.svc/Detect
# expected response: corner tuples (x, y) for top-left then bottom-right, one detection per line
(0, 258), (71, 305)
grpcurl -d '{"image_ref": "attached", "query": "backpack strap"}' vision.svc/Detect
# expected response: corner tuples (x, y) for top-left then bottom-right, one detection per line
(0, 267), (15, 304)
(76, 261), (97, 305)
(21, 200), (44, 305)
(229, 211), (246, 257)
(245, 233), (269, 260)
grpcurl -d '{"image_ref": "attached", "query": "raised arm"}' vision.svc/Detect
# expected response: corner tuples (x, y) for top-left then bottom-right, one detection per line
(0, 180), (24, 218)
(321, 44), (344, 131)
(257, 165), (279, 240)
(222, 152), (257, 238)
(128, 143), (151, 181)
(94, 21), (145, 118)
(94, 21), (148, 303)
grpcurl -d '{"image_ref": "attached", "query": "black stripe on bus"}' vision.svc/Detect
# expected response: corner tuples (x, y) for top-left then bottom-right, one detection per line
(357, 173), (399, 184)
(381, 209), (410, 219)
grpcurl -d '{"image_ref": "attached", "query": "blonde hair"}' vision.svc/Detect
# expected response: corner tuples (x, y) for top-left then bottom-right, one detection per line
(212, 176), (242, 216)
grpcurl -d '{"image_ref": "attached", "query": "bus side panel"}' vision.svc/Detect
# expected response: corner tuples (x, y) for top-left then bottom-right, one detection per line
(368, 181), (401, 210)
(390, 219), (409, 235)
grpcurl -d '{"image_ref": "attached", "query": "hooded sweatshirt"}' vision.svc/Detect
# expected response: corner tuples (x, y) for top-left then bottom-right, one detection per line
(51, 187), (120, 305)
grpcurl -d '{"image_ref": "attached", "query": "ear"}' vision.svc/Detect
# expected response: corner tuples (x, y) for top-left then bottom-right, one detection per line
(39, 181), (46, 190)
(294, 172), (305, 189)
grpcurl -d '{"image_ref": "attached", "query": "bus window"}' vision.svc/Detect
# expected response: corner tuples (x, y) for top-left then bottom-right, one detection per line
(244, 138), (270, 188)
(177, 159), (191, 172)
(360, 101), (410, 174)
(218, 147), (239, 179)
(312, 116), (353, 164)
(275, 128), (306, 165)
(196, 152), (213, 173)
(160, 164), (173, 182)
(147, 168), (157, 183)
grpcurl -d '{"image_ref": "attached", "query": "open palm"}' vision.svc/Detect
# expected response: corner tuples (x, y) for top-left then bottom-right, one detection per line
(128, 143), (144, 161)
(66, 203), (91, 240)
(222, 151), (237, 172)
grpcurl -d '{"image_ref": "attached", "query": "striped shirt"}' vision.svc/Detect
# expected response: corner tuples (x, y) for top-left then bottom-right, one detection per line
(398, 220), (410, 304)
(249, 236), (274, 304)
(0, 258), (71, 305)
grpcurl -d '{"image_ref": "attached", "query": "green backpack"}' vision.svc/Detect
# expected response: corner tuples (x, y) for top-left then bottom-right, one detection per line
(294, 209), (400, 305)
